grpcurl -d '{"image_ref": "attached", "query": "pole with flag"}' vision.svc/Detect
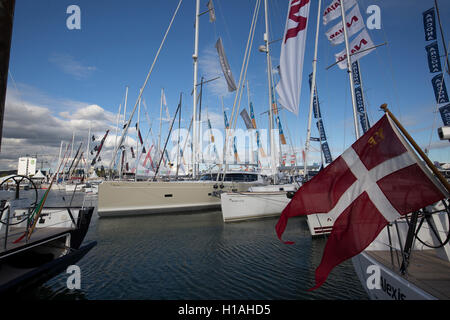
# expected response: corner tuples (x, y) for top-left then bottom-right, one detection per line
(276, 104), (449, 290)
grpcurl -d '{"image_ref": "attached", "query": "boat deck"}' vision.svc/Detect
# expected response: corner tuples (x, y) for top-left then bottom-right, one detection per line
(0, 227), (70, 257)
(367, 249), (450, 300)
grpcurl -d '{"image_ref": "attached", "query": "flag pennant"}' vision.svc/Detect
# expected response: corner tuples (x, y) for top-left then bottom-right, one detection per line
(207, 0), (216, 23)
(334, 29), (375, 70)
(240, 109), (253, 130)
(215, 38), (237, 92)
(276, 114), (447, 290)
(323, 0), (357, 26)
(439, 103), (450, 126)
(423, 8), (437, 41)
(425, 42), (442, 73)
(275, 0), (311, 115)
(432, 73), (449, 104)
(325, 4), (364, 46)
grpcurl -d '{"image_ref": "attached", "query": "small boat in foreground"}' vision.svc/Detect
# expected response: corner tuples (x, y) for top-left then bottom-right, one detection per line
(0, 175), (96, 295)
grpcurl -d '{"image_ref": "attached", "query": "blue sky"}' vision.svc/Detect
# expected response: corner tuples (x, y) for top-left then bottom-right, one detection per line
(1, 0), (449, 172)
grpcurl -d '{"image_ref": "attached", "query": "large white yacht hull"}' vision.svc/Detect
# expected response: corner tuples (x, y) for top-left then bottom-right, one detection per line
(97, 180), (252, 217)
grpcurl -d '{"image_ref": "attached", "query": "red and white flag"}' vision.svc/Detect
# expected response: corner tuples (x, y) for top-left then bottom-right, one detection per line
(325, 4), (364, 46)
(334, 29), (375, 69)
(276, 114), (448, 290)
(323, 0), (357, 25)
(275, 0), (311, 115)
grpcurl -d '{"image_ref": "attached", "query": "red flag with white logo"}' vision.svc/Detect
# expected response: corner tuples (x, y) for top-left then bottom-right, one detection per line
(276, 114), (448, 290)
(275, 0), (311, 115)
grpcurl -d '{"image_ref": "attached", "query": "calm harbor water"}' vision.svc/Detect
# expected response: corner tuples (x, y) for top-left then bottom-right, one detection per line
(21, 190), (368, 300)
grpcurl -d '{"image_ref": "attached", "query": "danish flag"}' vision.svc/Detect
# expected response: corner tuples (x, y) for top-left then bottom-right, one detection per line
(276, 114), (448, 290)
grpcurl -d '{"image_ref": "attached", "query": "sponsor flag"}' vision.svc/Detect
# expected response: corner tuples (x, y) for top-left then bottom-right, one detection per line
(321, 141), (332, 164)
(223, 110), (230, 129)
(423, 8), (437, 41)
(275, 0), (311, 115)
(352, 61), (361, 86)
(426, 42), (442, 73)
(249, 102), (257, 129)
(215, 38), (237, 92)
(207, 118), (215, 143)
(240, 109), (254, 130)
(325, 4), (364, 46)
(432, 73), (449, 104)
(439, 103), (450, 126)
(276, 114), (448, 290)
(355, 86), (370, 133)
(323, 0), (357, 25)
(207, 0), (216, 23)
(334, 29), (375, 70)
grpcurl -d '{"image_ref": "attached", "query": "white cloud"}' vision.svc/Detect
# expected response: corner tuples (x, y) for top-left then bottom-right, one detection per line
(0, 87), (115, 171)
(49, 53), (97, 79)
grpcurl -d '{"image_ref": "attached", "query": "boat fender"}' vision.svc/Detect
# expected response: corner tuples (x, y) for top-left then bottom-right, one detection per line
(213, 184), (218, 189)
(286, 191), (295, 199)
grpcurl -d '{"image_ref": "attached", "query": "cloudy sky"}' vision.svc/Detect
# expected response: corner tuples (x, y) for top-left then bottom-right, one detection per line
(1, 0), (449, 172)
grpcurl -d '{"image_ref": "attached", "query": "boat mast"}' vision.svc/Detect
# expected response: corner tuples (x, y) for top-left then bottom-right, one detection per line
(86, 122), (91, 178)
(192, 0), (200, 179)
(158, 88), (164, 162)
(304, 0), (322, 178)
(340, 0), (360, 140)
(263, 0), (277, 183)
(135, 90), (142, 182)
(56, 140), (63, 183)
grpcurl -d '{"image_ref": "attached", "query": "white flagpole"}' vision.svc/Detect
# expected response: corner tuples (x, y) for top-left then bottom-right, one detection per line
(340, 0), (360, 140)
(304, 0), (322, 178)
(136, 90), (142, 182)
(158, 88), (164, 162)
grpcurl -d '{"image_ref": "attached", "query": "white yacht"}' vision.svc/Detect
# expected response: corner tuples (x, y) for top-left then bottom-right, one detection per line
(97, 172), (264, 217)
(352, 200), (450, 300)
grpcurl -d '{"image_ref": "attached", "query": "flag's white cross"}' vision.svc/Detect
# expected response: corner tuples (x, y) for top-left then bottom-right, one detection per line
(328, 147), (415, 222)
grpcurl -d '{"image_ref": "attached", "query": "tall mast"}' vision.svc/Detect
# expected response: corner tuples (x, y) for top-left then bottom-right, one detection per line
(56, 140), (63, 183)
(86, 122), (91, 178)
(158, 88), (164, 161)
(263, 0), (277, 183)
(123, 86), (129, 125)
(136, 90), (142, 182)
(192, 0), (200, 179)
(304, 0), (322, 178)
(340, 0), (360, 140)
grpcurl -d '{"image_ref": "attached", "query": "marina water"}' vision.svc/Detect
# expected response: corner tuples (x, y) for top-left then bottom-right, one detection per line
(21, 190), (368, 300)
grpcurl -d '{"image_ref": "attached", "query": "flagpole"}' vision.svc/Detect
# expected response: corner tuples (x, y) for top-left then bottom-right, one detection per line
(304, 0), (322, 178)
(381, 104), (450, 193)
(340, 0), (360, 140)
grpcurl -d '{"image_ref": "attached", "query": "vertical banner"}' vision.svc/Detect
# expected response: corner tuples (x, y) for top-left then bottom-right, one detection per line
(215, 37), (237, 92)
(352, 61), (361, 86)
(425, 42), (442, 73)
(346, 61), (371, 134)
(308, 73), (322, 119)
(308, 73), (332, 164)
(321, 142), (332, 164)
(432, 73), (449, 104)
(276, 0), (311, 115)
(423, 8), (437, 41)
(439, 104), (450, 126)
